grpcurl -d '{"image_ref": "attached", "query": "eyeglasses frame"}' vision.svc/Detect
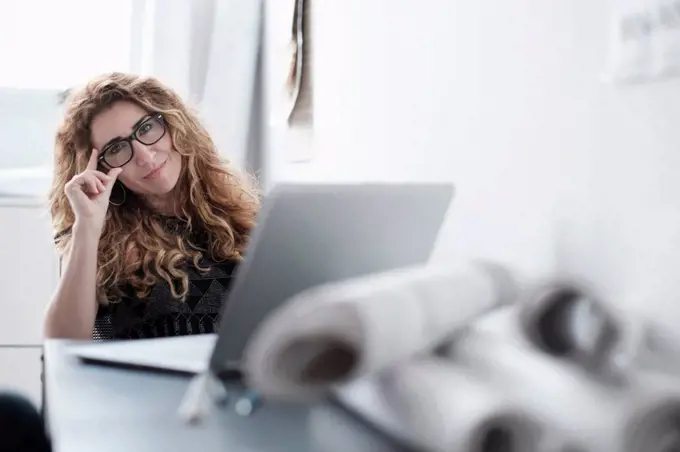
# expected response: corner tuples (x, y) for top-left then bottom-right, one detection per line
(98, 113), (167, 168)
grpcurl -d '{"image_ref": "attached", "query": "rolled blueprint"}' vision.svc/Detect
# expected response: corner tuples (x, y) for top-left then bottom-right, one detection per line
(441, 315), (680, 452)
(242, 261), (517, 401)
(621, 393), (680, 452)
(517, 280), (621, 371)
(375, 357), (542, 452)
(518, 280), (680, 380)
(624, 318), (680, 377)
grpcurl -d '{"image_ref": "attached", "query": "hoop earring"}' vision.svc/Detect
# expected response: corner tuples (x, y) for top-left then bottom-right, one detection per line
(109, 182), (127, 207)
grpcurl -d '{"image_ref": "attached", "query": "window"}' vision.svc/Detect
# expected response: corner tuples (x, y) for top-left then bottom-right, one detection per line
(0, 0), (138, 169)
(0, 0), (134, 89)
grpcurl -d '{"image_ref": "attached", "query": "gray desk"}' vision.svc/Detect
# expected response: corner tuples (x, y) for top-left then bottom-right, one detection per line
(43, 340), (411, 452)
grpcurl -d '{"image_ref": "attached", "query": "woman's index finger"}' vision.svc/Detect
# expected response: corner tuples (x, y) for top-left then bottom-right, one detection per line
(87, 148), (99, 170)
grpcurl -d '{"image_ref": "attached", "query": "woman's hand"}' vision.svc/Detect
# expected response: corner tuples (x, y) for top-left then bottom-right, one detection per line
(64, 148), (123, 236)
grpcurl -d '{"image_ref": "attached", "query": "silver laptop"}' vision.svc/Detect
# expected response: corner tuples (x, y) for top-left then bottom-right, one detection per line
(71, 182), (454, 376)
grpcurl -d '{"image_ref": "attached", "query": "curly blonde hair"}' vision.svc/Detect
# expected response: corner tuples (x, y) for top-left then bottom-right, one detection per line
(49, 72), (260, 305)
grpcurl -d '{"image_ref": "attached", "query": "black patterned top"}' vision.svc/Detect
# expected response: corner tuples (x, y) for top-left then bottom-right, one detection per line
(57, 216), (240, 341)
(93, 217), (239, 341)
(93, 257), (238, 341)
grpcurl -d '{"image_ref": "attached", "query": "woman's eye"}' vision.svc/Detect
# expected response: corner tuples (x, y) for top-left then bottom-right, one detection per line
(108, 143), (125, 155)
(138, 122), (153, 135)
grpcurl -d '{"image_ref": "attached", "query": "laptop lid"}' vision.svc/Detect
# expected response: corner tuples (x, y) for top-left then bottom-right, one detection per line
(209, 182), (454, 374)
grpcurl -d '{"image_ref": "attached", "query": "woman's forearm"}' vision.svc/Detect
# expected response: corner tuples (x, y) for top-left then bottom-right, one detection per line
(43, 224), (101, 340)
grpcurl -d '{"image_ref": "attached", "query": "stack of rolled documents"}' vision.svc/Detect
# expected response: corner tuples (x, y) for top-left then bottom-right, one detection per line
(444, 310), (680, 452)
(242, 260), (680, 452)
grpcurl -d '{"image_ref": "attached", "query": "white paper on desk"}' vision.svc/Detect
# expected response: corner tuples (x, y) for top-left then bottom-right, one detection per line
(308, 403), (415, 452)
(605, 0), (680, 83)
(242, 261), (517, 402)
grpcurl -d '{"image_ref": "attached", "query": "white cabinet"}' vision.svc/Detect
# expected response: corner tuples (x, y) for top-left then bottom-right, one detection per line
(0, 347), (43, 406)
(0, 201), (59, 407)
(0, 202), (59, 345)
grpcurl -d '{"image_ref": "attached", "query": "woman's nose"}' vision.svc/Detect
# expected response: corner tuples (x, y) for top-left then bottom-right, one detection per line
(133, 142), (155, 165)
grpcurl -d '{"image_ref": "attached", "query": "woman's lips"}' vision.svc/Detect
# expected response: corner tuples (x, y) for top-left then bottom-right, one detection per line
(143, 159), (167, 180)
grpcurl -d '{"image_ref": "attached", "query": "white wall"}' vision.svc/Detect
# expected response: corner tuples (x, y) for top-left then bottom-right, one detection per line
(266, 0), (680, 324)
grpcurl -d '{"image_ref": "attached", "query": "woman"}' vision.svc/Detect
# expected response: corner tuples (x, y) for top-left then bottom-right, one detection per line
(44, 72), (260, 340)
(1, 72), (257, 452)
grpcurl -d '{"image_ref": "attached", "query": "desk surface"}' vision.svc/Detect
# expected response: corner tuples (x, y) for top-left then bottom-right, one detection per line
(44, 340), (411, 452)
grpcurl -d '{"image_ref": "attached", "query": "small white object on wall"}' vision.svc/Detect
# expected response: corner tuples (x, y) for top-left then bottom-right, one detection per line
(605, 0), (680, 83)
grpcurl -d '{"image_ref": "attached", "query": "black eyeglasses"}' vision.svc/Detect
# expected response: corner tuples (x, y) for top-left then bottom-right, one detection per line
(98, 113), (167, 168)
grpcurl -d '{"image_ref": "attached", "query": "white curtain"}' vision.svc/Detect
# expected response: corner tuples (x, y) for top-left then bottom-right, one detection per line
(134, 0), (268, 186)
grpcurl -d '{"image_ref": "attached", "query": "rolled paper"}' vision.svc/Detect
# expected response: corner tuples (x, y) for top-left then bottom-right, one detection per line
(517, 280), (620, 370)
(518, 280), (680, 379)
(376, 357), (543, 452)
(242, 261), (517, 401)
(442, 318), (680, 452)
(622, 394), (680, 452)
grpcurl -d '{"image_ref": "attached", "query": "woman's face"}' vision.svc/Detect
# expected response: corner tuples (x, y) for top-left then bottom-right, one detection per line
(90, 101), (182, 200)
